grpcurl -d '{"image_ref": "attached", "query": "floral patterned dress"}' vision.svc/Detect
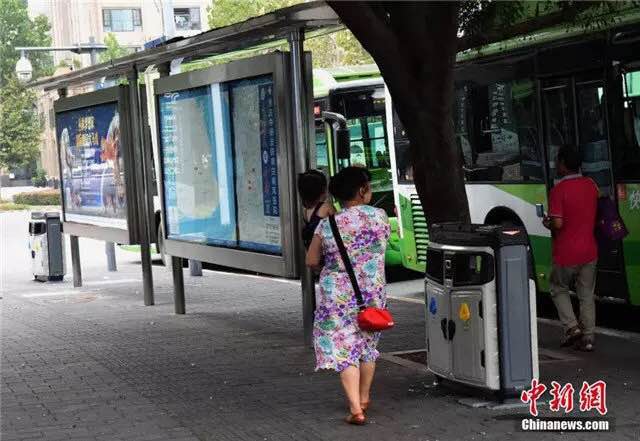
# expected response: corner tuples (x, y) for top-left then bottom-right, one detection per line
(313, 205), (390, 372)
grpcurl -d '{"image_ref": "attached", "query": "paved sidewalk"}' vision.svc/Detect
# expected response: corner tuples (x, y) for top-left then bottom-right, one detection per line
(2, 259), (640, 441)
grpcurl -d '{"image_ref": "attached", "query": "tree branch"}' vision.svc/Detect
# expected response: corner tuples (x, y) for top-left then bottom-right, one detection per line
(457, 1), (597, 51)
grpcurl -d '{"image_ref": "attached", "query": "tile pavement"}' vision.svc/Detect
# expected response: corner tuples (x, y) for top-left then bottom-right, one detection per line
(2, 264), (640, 441)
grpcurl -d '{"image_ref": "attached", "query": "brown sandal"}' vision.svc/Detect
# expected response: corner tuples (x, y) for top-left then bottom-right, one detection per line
(345, 412), (366, 425)
(361, 401), (370, 413)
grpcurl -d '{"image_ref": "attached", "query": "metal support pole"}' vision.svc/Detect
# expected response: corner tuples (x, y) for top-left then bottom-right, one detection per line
(156, 62), (187, 312)
(189, 259), (202, 277)
(288, 29), (315, 346)
(105, 242), (117, 271)
(128, 70), (154, 306)
(172, 256), (185, 314)
(88, 37), (97, 66)
(70, 235), (82, 287)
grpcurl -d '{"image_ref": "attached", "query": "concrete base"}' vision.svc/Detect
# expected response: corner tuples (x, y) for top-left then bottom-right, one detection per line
(458, 397), (540, 411)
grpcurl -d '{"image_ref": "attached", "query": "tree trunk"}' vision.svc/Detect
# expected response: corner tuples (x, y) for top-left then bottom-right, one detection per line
(328, 1), (470, 225)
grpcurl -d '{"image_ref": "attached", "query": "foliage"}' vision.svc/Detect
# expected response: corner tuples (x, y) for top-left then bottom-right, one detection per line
(58, 58), (83, 70)
(206, 0), (371, 68)
(0, 77), (42, 171)
(99, 33), (132, 63)
(13, 189), (60, 206)
(0, 0), (53, 85)
(457, 1), (640, 51)
(31, 168), (47, 187)
(0, 201), (29, 211)
(207, 0), (300, 28)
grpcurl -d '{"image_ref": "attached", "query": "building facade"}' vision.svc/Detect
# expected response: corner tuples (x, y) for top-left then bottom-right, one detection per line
(29, 0), (211, 66)
(27, 0), (211, 179)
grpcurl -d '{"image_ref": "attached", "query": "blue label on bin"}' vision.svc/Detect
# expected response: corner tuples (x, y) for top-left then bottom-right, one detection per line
(429, 297), (437, 315)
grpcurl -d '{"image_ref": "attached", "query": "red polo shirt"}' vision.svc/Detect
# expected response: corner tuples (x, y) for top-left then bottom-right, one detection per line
(548, 174), (599, 267)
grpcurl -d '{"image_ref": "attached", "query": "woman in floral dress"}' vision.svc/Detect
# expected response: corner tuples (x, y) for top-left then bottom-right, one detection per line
(306, 166), (390, 425)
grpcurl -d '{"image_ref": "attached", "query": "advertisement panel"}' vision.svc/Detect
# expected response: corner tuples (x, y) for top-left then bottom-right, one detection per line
(56, 101), (128, 229)
(155, 52), (307, 278)
(158, 84), (237, 246)
(230, 75), (281, 254)
(157, 75), (282, 255)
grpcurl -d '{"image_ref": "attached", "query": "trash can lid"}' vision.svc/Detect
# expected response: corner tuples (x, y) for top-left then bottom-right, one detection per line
(429, 222), (529, 248)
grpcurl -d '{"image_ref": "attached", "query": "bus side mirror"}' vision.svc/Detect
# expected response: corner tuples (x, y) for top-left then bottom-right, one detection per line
(336, 128), (350, 160)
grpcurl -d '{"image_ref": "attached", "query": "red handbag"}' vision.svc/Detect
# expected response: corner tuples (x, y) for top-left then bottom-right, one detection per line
(329, 215), (394, 332)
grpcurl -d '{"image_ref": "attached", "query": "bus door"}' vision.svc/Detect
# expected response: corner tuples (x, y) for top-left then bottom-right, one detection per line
(541, 75), (628, 299)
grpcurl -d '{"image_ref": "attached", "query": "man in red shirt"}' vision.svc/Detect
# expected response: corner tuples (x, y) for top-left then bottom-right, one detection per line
(543, 145), (599, 352)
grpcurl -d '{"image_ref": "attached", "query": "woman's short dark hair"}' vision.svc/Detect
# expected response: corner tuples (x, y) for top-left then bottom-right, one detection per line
(329, 166), (372, 202)
(297, 169), (327, 208)
(557, 145), (581, 172)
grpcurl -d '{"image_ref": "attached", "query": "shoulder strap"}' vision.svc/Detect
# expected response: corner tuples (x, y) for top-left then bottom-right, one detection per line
(312, 201), (324, 217)
(328, 215), (365, 310)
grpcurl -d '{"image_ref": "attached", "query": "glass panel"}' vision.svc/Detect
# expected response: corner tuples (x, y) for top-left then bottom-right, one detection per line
(110, 9), (134, 32)
(457, 79), (542, 182)
(543, 85), (574, 180)
(391, 109), (413, 183)
(132, 9), (142, 27)
(452, 253), (494, 286)
(425, 249), (443, 283)
(230, 75), (281, 254)
(174, 8), (200, 30)
(335, 88), (393, 215)
(619, 71), (640, 180)
(315, 122), (329, 175)
(190, 8), (201, 29)
(158, 85), (237, 246)
(576, 83), (612, 195)
(56, 102), (128, 228)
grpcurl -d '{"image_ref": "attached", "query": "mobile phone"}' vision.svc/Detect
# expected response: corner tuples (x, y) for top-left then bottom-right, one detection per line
(535, 203), (545, 218)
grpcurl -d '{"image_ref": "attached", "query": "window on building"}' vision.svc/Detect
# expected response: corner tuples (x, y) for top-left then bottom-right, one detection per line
(174, 8), (201, 31)
(102, 9), (142, 32)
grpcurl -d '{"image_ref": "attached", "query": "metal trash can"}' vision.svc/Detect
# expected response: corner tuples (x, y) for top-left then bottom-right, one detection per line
(29, 212), (65, 282)
(424, 223), (538, 398)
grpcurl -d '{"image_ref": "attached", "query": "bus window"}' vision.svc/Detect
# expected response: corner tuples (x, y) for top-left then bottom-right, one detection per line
(458, 79), (543, 182)
(576, 82), (612, 195)
(619, 70), (640, 180)
(392, 110), (413, 184)
(315, 121), (330, 175)
(543, 82), (574, 180)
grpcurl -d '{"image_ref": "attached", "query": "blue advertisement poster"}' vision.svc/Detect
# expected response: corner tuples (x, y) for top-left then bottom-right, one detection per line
(56, 102), (128, 228)
(158, 84), (237, 246)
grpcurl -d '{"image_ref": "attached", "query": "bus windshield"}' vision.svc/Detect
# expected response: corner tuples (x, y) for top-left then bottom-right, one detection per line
(333, 87), (394, 214)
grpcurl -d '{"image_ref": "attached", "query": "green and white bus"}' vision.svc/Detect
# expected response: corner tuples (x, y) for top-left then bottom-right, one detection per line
(386, 14), (640, 306)
(312, 66), (402, 266)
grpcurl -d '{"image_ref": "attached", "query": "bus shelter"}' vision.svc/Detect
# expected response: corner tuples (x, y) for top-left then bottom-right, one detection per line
(30, 1), (343, 343)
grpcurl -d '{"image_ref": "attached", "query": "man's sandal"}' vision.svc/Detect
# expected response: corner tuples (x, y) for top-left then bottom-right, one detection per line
(345, 412), (366, 425)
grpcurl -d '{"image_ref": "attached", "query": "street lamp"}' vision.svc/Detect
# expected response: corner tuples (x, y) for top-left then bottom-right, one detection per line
(14, 40), (142, 84)
(15, 50), (33, 83)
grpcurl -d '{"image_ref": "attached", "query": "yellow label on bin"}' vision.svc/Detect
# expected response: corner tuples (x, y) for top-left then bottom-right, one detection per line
(459, 303), (471, 322)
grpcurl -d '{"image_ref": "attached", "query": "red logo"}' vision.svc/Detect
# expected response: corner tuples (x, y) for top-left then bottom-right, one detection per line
(549, 381), (575, 413)
(521, 379), (608, 416)
(520, 379), (547, 416)
(579, 380), (608, 416)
